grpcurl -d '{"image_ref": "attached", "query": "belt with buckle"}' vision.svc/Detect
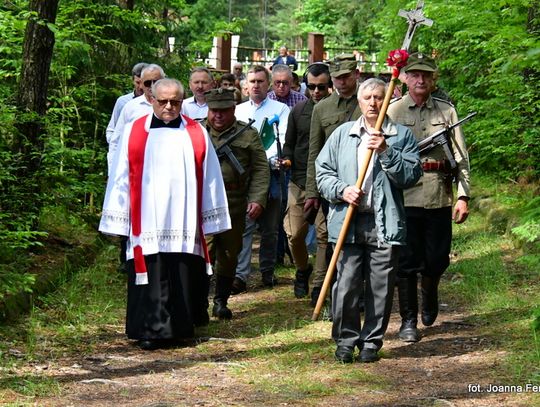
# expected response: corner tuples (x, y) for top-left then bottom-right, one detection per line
(422, 160), (447, 172)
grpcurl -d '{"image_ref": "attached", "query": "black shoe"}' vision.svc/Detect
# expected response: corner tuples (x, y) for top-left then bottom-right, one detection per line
(310, 285), (322, 307)
(212, 301), (233, 320)
(294, 264), (312, 298)
(422, 309), (438, 326)
(334, 345), (354, 363)
(138, 339), (160, 351)
(230, 277), (247, 295)
(359, 348), (380, 363)
(261, 271), (278, 288)
(194, 310), (210, 327)
(398, 320), (420, 342)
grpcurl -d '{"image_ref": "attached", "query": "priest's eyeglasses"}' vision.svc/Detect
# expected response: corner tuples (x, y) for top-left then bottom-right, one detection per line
(307, 84), (328, 91)
(156, 99), (182, 107)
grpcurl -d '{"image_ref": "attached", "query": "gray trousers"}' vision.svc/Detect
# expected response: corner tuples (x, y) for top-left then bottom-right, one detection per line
(331, 215), (398, 351)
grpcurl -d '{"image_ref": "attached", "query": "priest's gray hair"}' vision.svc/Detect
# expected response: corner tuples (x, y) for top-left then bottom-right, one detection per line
(358, 78), (387, 98)
(152, 78), (185, 99)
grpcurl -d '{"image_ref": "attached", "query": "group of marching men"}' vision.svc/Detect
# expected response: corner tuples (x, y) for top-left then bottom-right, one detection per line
(99, 51), (470, 363)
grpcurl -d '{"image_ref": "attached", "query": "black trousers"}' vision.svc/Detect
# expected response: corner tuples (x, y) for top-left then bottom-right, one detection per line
(398, 207), (452, 279)
(126, 252), (208, 340)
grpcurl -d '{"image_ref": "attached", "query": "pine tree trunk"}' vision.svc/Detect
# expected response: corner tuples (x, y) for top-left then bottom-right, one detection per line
(15, 0), (59, 173)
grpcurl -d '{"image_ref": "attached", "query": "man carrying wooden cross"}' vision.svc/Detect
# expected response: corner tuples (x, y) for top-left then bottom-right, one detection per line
(316, 78), (421, 363)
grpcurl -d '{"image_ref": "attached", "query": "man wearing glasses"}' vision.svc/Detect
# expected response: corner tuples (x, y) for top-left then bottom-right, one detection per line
(100, 78), (231, 350)
(105, 62), (148, 165)
(268, 64), (307, 108)
(108, 64), (166, 170)
(267, 64), (307, 268)
(304, 54), (362, 310)
(282, 62), (332, 304)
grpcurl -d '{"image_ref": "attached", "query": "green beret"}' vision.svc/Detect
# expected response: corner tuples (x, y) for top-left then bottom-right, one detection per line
(328, 54), (358, 78)
(205, 88), (236, 109)
(404, 52), (437, 73)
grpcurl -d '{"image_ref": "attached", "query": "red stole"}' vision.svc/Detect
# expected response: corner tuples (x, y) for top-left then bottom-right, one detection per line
(128, 114), (211, 285)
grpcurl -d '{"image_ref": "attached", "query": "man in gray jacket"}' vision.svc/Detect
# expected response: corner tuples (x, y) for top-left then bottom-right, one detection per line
(316, 78), (422, 363)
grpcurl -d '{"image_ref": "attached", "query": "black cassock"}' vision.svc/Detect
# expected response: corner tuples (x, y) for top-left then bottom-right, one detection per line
(125, 115), (209, 341)
(126, 252), (209, 340)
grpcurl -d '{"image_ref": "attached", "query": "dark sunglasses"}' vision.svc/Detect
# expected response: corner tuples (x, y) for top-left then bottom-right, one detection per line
(156, 99), (182, 107)
(143, 79), (159, 87)
(307, 84), (328, 91)
(274, 80), (290, 86)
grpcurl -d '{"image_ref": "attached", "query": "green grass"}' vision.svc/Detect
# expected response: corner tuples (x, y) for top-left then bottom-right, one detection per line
(444, 175), (540, 386)
(0, 242), (125, 401)
(0, 176), (539, 404)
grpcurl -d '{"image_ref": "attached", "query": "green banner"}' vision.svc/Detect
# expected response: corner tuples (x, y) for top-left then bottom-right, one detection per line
(259, 118), (275, 151)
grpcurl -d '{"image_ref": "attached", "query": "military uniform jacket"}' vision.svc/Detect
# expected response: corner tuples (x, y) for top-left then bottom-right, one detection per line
(305, 91), (361, 199)
(387, 94), (471, 209)
(204, 119), (270, 218)
(283, 98), (314, 189)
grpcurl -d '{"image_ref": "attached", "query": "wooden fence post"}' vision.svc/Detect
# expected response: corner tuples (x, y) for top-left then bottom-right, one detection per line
(308, 32), (324, 63)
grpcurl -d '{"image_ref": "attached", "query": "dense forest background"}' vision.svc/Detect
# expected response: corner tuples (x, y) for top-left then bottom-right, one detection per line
(0, 0), (539, 298)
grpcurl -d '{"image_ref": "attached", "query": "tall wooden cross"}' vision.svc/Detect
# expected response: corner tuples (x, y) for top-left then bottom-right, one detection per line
(398, 1), (434, 51)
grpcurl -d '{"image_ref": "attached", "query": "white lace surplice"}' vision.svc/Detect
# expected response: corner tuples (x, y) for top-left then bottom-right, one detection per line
(99, 114), (231, 261)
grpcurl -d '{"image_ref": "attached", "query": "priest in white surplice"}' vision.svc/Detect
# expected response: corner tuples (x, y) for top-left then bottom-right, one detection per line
(99, 78), (231, 350)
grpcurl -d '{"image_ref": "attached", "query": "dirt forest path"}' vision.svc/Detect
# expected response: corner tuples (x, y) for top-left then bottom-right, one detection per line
(10, 269), (535, 407)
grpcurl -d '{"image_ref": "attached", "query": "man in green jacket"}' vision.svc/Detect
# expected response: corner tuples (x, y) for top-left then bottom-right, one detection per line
(304, 54), (362, 304)
(387, 53), (470, 342)
(203, 88), (270, 319)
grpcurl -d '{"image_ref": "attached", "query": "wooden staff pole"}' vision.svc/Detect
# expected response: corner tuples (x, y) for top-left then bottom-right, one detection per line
(311, 67), (401, 321)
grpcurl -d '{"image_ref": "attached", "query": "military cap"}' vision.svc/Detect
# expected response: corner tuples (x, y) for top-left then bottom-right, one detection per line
(328, 54), (358, 78)
(403, 52), (437, 73)
(205, 87), (236, 109)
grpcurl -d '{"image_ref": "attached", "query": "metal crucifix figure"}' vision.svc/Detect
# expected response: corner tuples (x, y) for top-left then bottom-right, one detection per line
(398, 0), (434, 51)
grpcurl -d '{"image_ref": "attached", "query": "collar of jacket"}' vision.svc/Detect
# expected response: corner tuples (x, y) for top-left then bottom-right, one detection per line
(405, 93), (434, 109)
(348, 116), (399, 139)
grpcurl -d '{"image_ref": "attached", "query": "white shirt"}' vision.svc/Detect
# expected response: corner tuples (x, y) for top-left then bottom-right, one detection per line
(351, 118), (376, 210)
(108, 95), (153, 172)
(234, 97), (290, 159)
(180, 96), (208, 121)
(99, 114), (231, 262)
(105, 92), (135, 144)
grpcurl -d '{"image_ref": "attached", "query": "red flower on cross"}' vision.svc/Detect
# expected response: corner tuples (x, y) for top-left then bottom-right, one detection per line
(386, 49), (409, 69)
